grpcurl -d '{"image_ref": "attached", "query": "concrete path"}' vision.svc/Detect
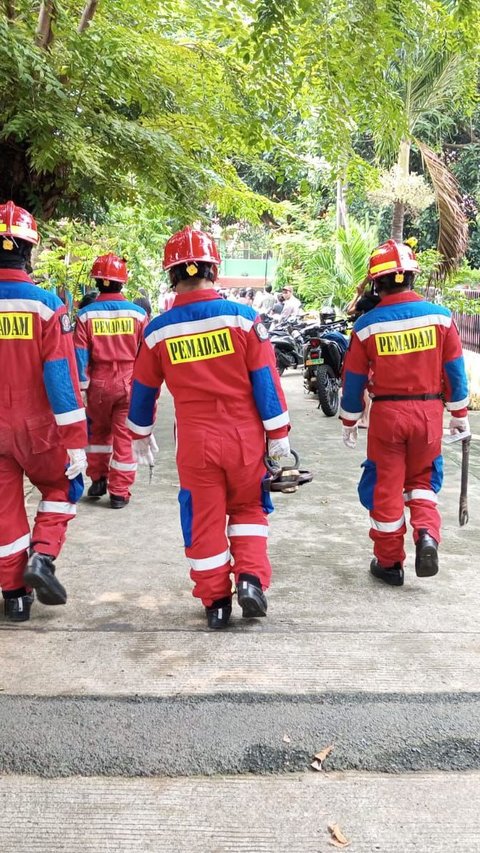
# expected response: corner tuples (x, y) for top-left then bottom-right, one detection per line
(1, 373), (479, 848)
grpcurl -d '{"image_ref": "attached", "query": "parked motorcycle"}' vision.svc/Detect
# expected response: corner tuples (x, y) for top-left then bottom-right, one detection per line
(303, 320), (349, 416)
(269, 321), (305, 376)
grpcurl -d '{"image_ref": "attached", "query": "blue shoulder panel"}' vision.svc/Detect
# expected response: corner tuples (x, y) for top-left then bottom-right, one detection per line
(354, 299), (451, 333)
(0, 281), (62, 311)
(145, 298), (256, 336)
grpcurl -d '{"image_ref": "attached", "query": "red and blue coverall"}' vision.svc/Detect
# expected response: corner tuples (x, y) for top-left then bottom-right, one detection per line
(0, 269), (87, 593)
(74, 293), (147, 498)
(127, 289), (290, 606)
(340, 291), (469, 567)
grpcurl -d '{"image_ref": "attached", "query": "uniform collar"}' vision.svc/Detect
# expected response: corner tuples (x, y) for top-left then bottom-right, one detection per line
(96, 292), (127, 302)
(0, 268), (34, 283)
(379, 290), (422, 305)
(173, 288), (221, 306)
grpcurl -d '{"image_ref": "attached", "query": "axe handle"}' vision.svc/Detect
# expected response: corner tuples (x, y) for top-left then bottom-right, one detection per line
(459, 436), (471, 526)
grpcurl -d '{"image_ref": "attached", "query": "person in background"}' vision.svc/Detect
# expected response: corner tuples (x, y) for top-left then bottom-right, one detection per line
(74, 254), (147, 509)
(279, 285), (301, 322)
(0, 201), (87, 622)
(127, 226), (291, 629)
(134, 295), (152, 321)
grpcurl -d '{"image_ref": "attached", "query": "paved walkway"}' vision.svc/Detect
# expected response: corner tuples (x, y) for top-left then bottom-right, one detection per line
(1, 373), (479, 850)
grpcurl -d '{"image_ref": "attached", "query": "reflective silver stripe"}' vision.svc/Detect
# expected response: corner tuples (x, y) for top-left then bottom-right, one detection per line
(0, 533), (30, 557)
(370, 515), (405, 532)
(356, 313), (451, 342)
(404, 489), (438, 504)
(339, 407), (362, 421)
(188, 549), (231, 572)
(125, 418), (153, 436)
(446, 397), (470, 411)
(37, 501), (77, 515)
(263, 411), (290, 430)
(54, 408), (86, 426)
(86, 445), (113, 453)
(110, 459), (137, 472)
(79, 308), (145, 323)
(80, 380), (89, 390)
(145, 314), (254, 349)
(227, 524), (268, 537)
(0, 299), (55, 322)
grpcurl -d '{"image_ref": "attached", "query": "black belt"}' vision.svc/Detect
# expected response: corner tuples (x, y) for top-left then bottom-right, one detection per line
(372, 393), (442, 402)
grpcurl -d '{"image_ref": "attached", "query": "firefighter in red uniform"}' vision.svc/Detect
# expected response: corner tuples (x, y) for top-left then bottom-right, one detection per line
(340, 240), (470, 585)
(0, 201), (88, 622)
(127, 226), (291, 628)
(73, 254), (147, 508)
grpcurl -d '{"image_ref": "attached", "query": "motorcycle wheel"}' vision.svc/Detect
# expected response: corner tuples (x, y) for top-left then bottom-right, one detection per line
(316, 364), (339, 416)
(275, 350), (287, 376)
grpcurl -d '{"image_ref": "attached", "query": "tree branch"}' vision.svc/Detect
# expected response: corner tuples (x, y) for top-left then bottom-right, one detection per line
(4, 1), (15, 20)
(78, 0), (99, 34)
(36, 1), (56, 50)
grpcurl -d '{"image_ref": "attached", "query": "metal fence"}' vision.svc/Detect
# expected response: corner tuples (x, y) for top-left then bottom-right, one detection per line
(453, 308), (480, 354)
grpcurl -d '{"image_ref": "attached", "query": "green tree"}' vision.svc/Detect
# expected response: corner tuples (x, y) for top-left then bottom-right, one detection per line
(0, 1), (275, 221)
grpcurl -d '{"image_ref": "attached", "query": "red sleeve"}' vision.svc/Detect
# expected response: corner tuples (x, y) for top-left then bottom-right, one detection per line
(42, 307), (88, 449)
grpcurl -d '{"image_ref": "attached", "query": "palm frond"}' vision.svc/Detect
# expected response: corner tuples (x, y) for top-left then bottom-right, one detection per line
(417, 140), (468, 279)
(409, 51), (465, 133)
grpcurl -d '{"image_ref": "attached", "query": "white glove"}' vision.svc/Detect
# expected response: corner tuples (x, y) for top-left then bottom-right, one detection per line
(267, 437), (291, 464)
(81, 390), (88, 407)
(65, 449), (87, 479)
(133, 435), (159, 466)
(449, 415), (470, 435)
(342, 425), (358, 449)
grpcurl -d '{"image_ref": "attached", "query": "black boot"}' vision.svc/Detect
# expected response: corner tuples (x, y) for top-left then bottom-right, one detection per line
(3, 588), (34, 623)
(370, 558), (404, 587)
(237, 573), (268, 617)
(24, 553), (67, 605)
(87, 476), (107, 499)
(205, 596), (232, 629)
(110, 494), (130, 509)
(415, 530), (439, 577)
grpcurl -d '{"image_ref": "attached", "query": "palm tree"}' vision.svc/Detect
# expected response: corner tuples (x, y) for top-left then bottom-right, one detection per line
(376, 48), (468, 277)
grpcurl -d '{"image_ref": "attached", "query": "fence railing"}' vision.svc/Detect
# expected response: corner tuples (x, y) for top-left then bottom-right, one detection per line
(453, 310), (480, 354)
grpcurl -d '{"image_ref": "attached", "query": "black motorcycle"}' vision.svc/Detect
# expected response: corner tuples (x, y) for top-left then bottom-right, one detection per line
(269, 321), (305, 376)
(303, 320), (349, 416)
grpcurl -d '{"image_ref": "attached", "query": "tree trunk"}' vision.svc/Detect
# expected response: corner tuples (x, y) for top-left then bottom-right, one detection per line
(36, 1), (56, 49)
(391, 200), (405, 242)
(78, 0), (99, 33)
(391, 139), (410, 242)
(4, 1), (15, 19)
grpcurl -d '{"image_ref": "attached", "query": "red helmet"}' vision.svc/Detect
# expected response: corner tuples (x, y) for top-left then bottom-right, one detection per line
(90, 253), (128, 283)
(163, 226), (221, 275)
(368, 239), (420, 280)
(0, 201), (39, 246)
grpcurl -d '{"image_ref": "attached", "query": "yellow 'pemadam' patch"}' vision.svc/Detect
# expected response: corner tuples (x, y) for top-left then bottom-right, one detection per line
(0, 312), (33, 339)
(166, 327), (235, 364)
(92, 317), (134, 335)
(375, 325), (437, 356)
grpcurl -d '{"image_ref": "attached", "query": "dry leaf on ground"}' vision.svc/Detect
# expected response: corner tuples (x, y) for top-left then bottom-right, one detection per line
(328, 823), (351, 848)
(282, 734), (291, 743)
(314, 744), (334, 763)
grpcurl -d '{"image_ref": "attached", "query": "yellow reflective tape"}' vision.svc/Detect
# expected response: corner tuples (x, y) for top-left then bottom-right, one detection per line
(369, 260), (398, 274)
(0, 312), (33, 339)
(166, 327), (235, 364)
(92, 317), (134, 336)
(0, 224), (37, 240)
(375, 325), (437, 356)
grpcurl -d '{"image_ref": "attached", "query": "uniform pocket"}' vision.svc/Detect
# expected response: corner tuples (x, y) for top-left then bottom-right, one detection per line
(26, 414), (59, 455)
(176, 435), (206, 469)
(88, 379), (105, 406)
(236, 423), (264, 466)
(178, 488), (193, 547)
(358, 459), (377, 510)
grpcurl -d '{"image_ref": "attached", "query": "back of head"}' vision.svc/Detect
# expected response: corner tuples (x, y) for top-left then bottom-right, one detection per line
(91, 253), (128, 293)
(0, 200), (39, 271)
(133, 295), (152, 317)
(163, 225), (221, 289)
(78, 290), (97, 310)
(368, 239), (420, 295)
(265, 284), (272, 293)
